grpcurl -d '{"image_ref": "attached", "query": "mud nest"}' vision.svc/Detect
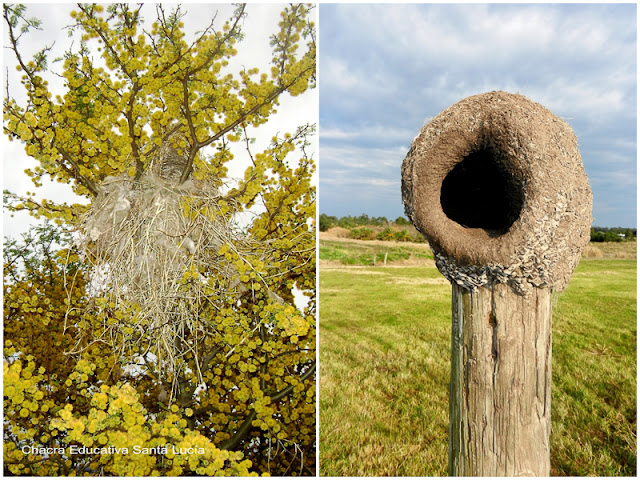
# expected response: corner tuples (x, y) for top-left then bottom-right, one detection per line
(402, 91), (593, 294)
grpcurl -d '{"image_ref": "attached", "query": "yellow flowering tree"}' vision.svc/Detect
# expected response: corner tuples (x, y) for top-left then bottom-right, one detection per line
(4, 3), (315, 476)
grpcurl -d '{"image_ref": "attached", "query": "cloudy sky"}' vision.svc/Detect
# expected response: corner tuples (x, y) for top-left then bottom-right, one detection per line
(2, 3), (317, 239)
(319, 3), (637, 227)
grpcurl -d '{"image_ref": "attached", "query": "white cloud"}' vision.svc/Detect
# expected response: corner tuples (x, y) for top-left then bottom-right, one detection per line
(531, 78), (629, 122)
(322, 58), (361, 91)
(320, 125), (415, 145)
(321, 144), (406, 172)
(323, 3), (635, 118)
(589, 169), (637, 188)
(319, 2), (636, 226)
(586, 150), (636, 166)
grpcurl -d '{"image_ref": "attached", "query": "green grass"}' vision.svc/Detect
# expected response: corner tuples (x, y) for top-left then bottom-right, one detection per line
(320, 239), (432, 266)
(319, 259), (636, 476)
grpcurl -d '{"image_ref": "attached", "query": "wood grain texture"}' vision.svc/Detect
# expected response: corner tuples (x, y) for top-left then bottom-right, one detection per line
(449, 283), (552, 476)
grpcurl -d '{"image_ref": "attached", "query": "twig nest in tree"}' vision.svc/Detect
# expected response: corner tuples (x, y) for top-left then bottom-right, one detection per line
(78, 138), (249, 376)
(402, 91), (592, 294)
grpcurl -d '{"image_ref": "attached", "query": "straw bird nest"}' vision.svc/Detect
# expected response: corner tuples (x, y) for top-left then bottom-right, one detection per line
(78, 136), (259, 379)
(402, 91), (593, 294)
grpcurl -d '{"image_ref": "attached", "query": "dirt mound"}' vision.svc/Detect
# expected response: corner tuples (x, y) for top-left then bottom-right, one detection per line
(325, 226), (351, 238)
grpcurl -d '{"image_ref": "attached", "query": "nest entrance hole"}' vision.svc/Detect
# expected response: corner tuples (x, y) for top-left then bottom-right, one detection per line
(440, 148), (524, 236)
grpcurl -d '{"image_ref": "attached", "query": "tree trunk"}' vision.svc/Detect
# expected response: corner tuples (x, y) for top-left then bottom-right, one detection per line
(449, 283), (552, 476)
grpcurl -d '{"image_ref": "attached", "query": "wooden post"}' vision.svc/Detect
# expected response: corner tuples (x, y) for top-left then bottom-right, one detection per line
(401, 92), (592, 476)
(449, 284), (551, 476)
(383, 252), (388, 265)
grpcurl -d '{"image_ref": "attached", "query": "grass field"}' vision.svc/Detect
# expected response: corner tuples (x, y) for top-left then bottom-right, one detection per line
(319, 241), (636, 476)
(320, 239), (432, 266)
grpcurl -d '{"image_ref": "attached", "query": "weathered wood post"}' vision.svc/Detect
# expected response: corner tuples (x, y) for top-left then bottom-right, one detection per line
(401, 91), (592, 476)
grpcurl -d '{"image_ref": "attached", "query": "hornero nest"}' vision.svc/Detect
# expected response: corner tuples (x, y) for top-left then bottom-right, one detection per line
(79, 135), (268, 378)
(402, 91), (593, 294)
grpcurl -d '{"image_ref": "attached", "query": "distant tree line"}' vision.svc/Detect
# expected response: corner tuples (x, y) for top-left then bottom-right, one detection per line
(320, 213), (410, 232)
(322, 215), (636, 244)
(347, 226), (420, 243)
(590, 227), (636, 242)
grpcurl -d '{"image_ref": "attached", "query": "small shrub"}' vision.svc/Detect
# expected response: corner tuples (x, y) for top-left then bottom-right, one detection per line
(376, 227), (394, 241)
(393, 230), (411, 242)
(413, 233), (426, 243)
(350, 227), (374, 240)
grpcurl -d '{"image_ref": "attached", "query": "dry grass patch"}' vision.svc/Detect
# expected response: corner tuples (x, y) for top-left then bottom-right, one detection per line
(320, 231), (431, 249)
(588, 241), (636, 259)
(323, 226), (351, 238)
(582, 245), (603, 258)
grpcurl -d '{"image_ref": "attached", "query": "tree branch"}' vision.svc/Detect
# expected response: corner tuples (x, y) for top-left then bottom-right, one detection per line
(178, 62), (314, 184)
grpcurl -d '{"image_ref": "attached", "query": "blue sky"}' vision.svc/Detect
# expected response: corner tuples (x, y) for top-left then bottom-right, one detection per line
(319, 3), (637, 227)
